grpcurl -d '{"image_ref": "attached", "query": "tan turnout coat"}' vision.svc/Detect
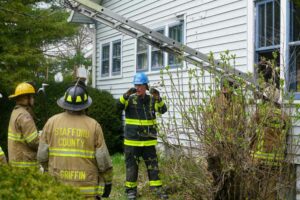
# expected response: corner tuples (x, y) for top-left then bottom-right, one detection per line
(38, 112), (112, 198)
(8, 105), (39, 168)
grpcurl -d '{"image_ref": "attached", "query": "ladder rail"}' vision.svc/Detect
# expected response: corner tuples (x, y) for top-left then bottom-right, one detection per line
(67, 0), (266, 97)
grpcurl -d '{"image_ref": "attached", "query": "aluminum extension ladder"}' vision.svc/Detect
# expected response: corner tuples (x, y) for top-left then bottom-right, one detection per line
(66, 0), (272, 101)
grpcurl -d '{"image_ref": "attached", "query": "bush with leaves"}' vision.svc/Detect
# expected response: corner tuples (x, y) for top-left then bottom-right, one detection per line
(0, 165), (83, 199)
(157, 51), (296, 199)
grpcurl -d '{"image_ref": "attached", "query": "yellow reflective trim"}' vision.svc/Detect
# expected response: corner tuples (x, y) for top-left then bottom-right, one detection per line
(0, 152), (4, 156)
(125, 181), (137, 188)
(125, 118), (157, 126)
(49, 148), (95, 158)
(97, 185), (104, 195)
(76, 96), (82, 103)
(124, 139), (157, 147)
(8, 132), (25, 142)
(149, 180), (162, 186)
(67, 95), (72, 102)
(155, 100), (164, 108)
(120, 95), (126, 104)
(78, 185), (104, 195)
(10, 161), (38, 168)
(84, 94), (87, 101)
(25, 131), (38, 143)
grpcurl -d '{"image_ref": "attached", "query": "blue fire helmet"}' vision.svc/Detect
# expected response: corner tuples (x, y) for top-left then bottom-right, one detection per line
(133, 72), (149, 85)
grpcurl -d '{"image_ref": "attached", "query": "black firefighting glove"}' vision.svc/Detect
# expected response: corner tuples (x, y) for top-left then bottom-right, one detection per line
(124, 87), (137, 99)
(150, 88), (161, 101)
(102, 183), (112, 198)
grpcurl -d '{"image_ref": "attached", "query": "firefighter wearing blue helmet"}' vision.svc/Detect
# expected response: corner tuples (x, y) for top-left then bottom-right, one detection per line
(118, 72), (168, 200)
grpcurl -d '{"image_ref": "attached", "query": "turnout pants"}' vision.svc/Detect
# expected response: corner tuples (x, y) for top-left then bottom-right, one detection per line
(124, 145), (162, 191)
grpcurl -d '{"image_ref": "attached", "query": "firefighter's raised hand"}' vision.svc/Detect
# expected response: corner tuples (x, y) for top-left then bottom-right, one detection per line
(150, 88), (161, 101)
(102, 183), (112, 198)
(124, 87), (137, 99)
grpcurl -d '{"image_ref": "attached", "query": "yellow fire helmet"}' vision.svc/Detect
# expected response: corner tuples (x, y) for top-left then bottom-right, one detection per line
(9, 82), (36, 99)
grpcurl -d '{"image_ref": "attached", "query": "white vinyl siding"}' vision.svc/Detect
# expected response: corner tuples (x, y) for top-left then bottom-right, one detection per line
(95, 0), (249, 98)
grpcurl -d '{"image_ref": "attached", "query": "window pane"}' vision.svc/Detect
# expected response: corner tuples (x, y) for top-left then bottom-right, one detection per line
(152, 29), (164, 70)
(291, 2), (300, 42)
(258, 4), (266, 47)
(168, 22), (183, 67)
(137, 39), (148, 71)
(289, 46), (300, 92)
(101, 44), (110, 77)
(257, 1), (280, 48)
(151, 51), (164, 69)
(112, 41), (121, 75)
(257, 50), (280, 88)
(274, 1), (280, 44)
(266, 2), (273, 46)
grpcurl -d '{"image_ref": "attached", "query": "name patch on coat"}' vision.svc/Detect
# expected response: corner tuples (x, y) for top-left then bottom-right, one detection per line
(60, 170), (86, 180)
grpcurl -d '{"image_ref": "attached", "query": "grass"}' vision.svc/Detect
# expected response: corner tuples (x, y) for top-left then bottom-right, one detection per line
(109, 153), (187, 200)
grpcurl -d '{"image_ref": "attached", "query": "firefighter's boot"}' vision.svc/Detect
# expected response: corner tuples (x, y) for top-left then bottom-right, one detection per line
(126, 189), (137, 200)
(151, 187), (168, 199)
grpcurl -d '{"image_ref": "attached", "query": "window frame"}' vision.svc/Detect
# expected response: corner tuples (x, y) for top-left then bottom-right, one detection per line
(99, 37), (122, 79)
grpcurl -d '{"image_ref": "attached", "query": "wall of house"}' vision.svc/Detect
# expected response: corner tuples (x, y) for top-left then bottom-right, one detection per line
(95, 0), (249, 96)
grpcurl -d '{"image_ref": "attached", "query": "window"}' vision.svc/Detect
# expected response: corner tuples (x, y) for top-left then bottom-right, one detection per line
(136, 19), (184, 72)
(288, 2), (300, 93)
(100, 39), (122, 77)
(101, 43), (110, 77)
(255, 0), (280, 86)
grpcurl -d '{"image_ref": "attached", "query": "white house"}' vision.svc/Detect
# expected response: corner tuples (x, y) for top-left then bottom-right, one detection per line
(69, 0), (300, 198)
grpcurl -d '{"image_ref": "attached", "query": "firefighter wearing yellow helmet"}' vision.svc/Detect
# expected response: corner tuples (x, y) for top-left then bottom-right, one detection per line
(37, 84), (113, 199)
(7, 82), (39, 168)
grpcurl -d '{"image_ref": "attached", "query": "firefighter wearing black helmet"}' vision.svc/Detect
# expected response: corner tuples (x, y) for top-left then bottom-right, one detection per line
(37, 84), (113, 199)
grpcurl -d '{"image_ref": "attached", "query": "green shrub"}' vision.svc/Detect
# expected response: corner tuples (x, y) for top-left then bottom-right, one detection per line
(0, 165), (83, 199)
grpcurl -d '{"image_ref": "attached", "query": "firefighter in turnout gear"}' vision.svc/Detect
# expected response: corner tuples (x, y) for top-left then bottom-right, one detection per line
(203, 79), (245, 200)
(0, 146), (6, 164)
(250, 101), (288, 200)
(37, 84), (113, 199)
(0, 93), (7, 164)
(118, 72), (168, 200)
(8, 82), (39, 168)
(249, 59), (288, 200)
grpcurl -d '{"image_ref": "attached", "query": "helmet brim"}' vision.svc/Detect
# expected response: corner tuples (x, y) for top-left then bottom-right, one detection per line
(8, 92), (35, 99)
(57, 96), (92, 111)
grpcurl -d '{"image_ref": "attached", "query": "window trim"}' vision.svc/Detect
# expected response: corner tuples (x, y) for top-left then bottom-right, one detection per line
(99, 37), (122, 79)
